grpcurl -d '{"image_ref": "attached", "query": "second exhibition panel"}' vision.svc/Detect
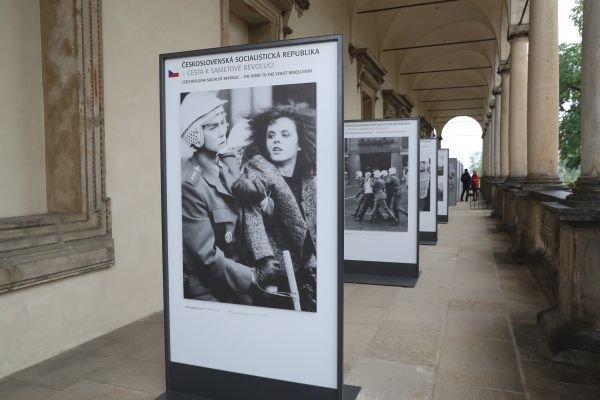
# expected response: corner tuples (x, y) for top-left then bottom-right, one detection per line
(419, 139), (438, 244)
(344, 119), (420, 287)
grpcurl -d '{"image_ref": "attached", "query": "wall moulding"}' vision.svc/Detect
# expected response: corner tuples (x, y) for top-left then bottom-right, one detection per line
(0, 0), (114, 294)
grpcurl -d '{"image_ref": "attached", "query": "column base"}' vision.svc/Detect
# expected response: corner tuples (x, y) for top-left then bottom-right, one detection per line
(538, 307), (600, 369)
(503, 175), (527, 188)
(567, 176), (600, 207)
(523, 174), (567, 190)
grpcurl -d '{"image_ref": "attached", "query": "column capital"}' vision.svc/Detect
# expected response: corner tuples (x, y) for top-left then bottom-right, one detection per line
(498, 60), (510, 75)
(492, 85), (502, 95)
(508, 24), (529, 41)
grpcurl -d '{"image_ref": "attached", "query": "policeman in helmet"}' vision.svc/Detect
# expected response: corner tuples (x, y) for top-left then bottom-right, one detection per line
(180, 91), (279, 304)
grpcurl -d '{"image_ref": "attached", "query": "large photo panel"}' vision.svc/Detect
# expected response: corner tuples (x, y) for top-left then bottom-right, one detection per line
(160, 36), (342, 398)
(419, 139), (437, 243)
(344, 119), (419, 272)
(437, 149), (449, 223)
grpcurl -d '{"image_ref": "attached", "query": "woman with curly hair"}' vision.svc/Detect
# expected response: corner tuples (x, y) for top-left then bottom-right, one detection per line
(232, 103), (317, 312)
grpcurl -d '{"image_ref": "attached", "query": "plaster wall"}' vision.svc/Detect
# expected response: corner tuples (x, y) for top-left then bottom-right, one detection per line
(288, 0), (361, 119)
(0, 0), (47, 218)
(0, 0), (220, 379)
(229, 12), (249, 46)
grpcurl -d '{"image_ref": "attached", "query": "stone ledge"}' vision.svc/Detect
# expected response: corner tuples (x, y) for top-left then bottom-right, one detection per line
(0, 235), (114, 293)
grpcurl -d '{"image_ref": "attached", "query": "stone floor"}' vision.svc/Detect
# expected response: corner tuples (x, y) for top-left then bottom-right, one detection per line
(2, 202), (600, 399)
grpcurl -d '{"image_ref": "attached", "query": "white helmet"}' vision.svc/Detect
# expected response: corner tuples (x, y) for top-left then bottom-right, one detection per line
(381, 169), (389, 177)
(365, 171), (372, 178)
(373, 170), (382, 178)
(388, 167), (397, 175)
(180, 91), (228, 148)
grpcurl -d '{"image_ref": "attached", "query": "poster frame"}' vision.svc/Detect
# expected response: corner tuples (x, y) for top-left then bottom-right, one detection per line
(158, 35), (344, 400)
(448, 157), (457, 207)
(418, 139), (438, 245)
(343, 118), (420, 288)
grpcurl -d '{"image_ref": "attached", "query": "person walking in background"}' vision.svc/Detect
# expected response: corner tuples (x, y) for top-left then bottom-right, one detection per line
(356, 171), (374, 221)
(460, 168), (471, 201)
(351, 171), (365, 217)
(471, 170), (480, 201)
(371, 170), (399, 224)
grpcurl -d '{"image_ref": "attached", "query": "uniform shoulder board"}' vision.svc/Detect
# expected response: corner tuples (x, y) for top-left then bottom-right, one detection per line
(184, 165), (202, 186)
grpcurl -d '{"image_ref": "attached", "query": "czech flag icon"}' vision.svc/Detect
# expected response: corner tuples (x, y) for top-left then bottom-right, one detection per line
(168, 70), (179, 78)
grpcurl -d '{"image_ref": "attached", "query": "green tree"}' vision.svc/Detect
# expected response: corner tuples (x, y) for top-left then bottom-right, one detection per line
(469, 151), (482, 173)
(558, 0), (582, 170)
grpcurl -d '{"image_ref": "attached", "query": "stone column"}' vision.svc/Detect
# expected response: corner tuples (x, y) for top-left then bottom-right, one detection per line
(493, 87), (502, 178)
(507, 25), (529, 184)
(526, 0), (561, 186)
(570, 0), (600, 203)
(498, 61), (510, 179)
(481, 131), (486, 176)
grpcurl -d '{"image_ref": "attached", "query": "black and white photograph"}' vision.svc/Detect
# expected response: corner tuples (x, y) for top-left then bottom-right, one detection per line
(437, 161), (445, 202)
(344, 136), (409, 233)
(448, 158), (457, 206)
(180, 84), (317, 313)
(161, 37), (341, 393)
(437, 149), (449, 222)
(419, 158), (431, 212)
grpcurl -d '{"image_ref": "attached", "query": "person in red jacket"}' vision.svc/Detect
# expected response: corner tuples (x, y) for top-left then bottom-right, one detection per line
(471, 170), (480, 201)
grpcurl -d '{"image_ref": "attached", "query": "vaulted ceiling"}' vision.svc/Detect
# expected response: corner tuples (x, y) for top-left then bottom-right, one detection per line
(349, 0), (529, 133)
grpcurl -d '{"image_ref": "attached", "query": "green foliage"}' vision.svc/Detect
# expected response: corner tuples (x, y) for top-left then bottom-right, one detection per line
(469, 151), (481, 174)
(558, 0), (583, 170)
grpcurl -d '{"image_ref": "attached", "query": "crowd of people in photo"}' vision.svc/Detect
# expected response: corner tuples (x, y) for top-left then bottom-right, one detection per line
(460, 168), (480, 201)
(350, 167), (407, 224)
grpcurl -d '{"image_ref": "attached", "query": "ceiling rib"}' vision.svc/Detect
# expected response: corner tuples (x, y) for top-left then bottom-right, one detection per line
(412, 84), (488, 91)
(356, 0), (460, 15)
(420, 97), (487, 103)
(383, 38), (495, 52)
(428, 106), (484, 112)
(399, 65), (491, 76)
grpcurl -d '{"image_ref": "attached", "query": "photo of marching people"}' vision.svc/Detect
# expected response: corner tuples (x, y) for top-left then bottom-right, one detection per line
(345, 136), (409, 233)
(179, 83), (317, 312)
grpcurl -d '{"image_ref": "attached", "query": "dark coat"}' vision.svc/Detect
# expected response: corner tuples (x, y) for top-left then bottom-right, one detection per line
(241, 155), (316, 273)
(181, 151), (254, 303)
(461, 172), (471, 187)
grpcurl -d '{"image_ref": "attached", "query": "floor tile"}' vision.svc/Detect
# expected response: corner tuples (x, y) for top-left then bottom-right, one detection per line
(438, 335), (524, 392)
(347, 358), (434, 400)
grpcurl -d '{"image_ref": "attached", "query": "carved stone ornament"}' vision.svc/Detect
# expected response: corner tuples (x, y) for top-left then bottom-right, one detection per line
(0, 0), (114, 294)
(498, 60), (510, 75)
(382, 89), (414, 118)
(348, 44), (387, 97)
(492, 85), (502, 96)
(508, 24), (529, 41)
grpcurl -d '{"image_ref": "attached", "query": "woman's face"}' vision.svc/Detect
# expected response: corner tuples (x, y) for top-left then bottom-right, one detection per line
(266, 117), (299, 165)
(202, 107), (229, 153)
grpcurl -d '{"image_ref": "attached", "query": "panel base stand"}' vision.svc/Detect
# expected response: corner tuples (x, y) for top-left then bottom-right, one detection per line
(344, 260), (419, 287)
(418, 231), (437, 245)
(437, 215), (448, 223)
(343, 384), (361, 400)
(157, 386), (361, 400)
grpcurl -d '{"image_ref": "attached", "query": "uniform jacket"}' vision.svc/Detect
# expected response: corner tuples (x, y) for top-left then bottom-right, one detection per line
(241, 154), (316, 273)
(181, 151), (254, 303)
